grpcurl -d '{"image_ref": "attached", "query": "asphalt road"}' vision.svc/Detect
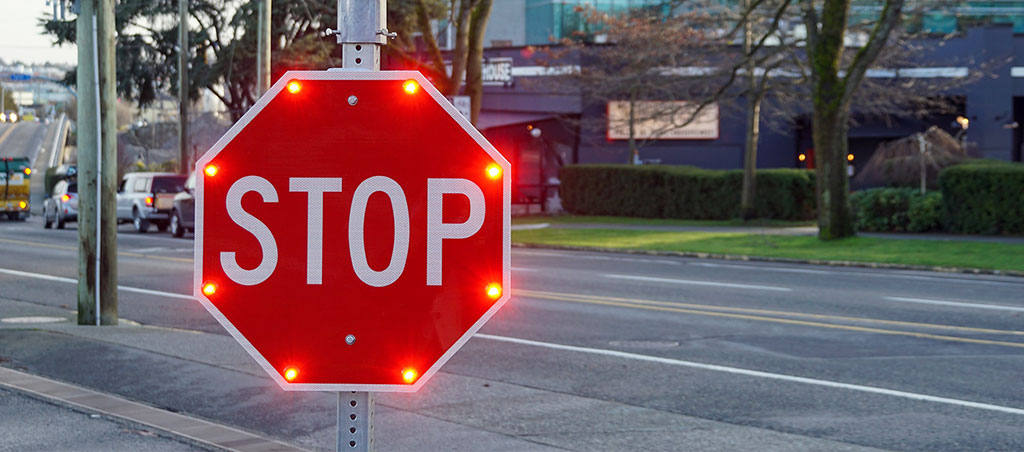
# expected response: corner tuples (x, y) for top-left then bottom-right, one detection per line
(1, 130), (1024, 450)
(0, 121), (50, 163)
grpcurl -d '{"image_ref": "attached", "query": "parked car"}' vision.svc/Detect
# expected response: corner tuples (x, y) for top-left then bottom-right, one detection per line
(43, 179), (77, 229)
(116, 172), (187, 233)
(170, 172), (195, 238)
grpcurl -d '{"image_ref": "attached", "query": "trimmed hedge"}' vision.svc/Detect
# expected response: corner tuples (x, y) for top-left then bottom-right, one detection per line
(851, 188), (942, 233)
(940, 160), (1024, 234)
(559, 165), (816, 221)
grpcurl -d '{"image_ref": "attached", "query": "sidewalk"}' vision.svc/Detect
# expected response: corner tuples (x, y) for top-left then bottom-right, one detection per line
(0, 296), (881, 452)
(0, 386), (208, 452)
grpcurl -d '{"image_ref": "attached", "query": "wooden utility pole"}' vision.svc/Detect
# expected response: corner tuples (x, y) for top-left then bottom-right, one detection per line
(257, 0), (272, 95)
(178, 0), (190, 174)
(76, 0), (118, 325)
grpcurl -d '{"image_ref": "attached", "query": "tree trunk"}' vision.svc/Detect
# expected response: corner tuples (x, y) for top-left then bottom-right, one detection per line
(465, 0), (492, 125)
(812, 101), (855, 240)
(448, 0), (474, 94)
(740, 94), (762, 220)
(806, 0), (859, 240)
(739, 0), (759, 221)
(628, 94), (639, 164)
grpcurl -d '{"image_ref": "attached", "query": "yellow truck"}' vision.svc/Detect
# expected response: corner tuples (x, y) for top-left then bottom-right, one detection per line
(1, 157), (31, 220)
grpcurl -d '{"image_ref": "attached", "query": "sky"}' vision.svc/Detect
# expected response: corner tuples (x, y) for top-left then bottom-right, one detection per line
(0, 0), (77, 66)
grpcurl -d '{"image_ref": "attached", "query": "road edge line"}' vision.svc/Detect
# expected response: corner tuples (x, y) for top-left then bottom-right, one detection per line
(0, 366), (308, 452)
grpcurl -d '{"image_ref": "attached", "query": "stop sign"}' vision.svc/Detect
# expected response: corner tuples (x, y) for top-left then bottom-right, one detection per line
(194, 71), (510, 392)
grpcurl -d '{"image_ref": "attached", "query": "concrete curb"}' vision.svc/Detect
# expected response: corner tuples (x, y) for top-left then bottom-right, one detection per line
(512, 243), (1024, 278)
(0, 366), (308, 452)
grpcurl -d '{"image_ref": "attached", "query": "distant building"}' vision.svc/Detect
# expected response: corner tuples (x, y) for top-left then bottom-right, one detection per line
(461, 2), (1024, 197)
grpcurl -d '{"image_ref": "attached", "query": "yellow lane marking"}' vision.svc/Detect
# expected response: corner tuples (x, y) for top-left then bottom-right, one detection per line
(517, 289), (1024, 336)
(0, 237), (192, 264)
(518, 290), (1024, 349)
(0, 123), (18, 148)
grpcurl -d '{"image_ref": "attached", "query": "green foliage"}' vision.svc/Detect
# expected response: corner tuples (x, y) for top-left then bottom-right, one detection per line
(939, 160), (1024, 234)
(851, 188), (943, 233)
(851, 188), (915, 232)
(41, 0), (339, 118)
(131, 160), (178, 173)
(558, 165), (816, 221)
(907, 191), (943, 233)
(0, 84), (15, 111)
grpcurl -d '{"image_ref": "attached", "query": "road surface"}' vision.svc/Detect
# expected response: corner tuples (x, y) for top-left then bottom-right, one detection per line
(0, 125), (1022, 450)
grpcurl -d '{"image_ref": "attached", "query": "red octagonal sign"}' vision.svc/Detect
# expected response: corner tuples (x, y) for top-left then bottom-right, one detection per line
(194, 71), (510, 392)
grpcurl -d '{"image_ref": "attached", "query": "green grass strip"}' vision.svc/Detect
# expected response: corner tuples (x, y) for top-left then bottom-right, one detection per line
(511, 228), (1024, 273)
(513, 215), (814, 228)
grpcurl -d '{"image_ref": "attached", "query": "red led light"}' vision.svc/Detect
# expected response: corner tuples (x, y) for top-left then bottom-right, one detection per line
(202, 283), (216, 296)
(284, 367), (299, 381)
(145, 196), (154, 207)
(287, 81), (301, 94)
(401, 368), (417, 383)
(486, 283), (502, 299)
(204, 165), (219, 177)
(486, 164), (501, 179)
(402, 80), (419, 95)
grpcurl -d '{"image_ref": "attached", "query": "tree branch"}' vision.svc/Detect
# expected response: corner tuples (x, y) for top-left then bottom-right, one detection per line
(842, 0), (904, 105)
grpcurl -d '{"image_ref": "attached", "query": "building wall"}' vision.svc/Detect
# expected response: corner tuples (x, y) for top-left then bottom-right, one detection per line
(484, 0), (526, 46)
(476, 27), (1024, 178)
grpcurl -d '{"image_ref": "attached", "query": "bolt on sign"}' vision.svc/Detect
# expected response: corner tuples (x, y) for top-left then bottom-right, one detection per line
(194, 71), (511, 392)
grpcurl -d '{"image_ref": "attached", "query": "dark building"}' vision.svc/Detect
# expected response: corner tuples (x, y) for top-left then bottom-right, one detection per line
(460, 3), (1024, 202)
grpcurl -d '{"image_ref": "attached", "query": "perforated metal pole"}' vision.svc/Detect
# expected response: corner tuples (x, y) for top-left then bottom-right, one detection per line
(337, 0), (387, 71)
(338, 392), (373, 451)
(336, 2), (388, 450)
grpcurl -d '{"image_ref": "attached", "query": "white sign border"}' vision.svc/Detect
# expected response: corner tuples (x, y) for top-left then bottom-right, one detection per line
(193, 70), (512, 393)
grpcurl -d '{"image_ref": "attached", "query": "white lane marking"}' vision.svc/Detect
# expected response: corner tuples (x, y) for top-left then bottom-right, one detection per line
(0, 268), (193, 300)
(516, 250), (1023, 287)
(886, 296), (1024, 313)
(0, 268), (75, 284)
(692, 262), (831, 275)
(515, 250), (682, 266)
(475, 333), (1024, 416)
(604, 274), (791, 292)
(511, 267), (538, 272)
(6, 266), (1024, 416)
(510, 223), (550, 231)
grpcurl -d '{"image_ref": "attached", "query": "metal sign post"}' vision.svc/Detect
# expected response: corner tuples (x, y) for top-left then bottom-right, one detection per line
(336, 1), (387, 450)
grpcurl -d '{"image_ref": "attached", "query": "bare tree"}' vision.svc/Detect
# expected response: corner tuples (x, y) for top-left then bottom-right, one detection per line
(388, 0), (493, 124)
(540, 5), (726, 163)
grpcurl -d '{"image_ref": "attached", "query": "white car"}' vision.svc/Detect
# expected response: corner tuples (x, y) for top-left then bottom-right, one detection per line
(116, 172), (187, 233)
(43, 180), (78, 229)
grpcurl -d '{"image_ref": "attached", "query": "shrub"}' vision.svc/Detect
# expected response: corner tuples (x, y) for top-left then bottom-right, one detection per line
(851, 188), (943, 233)
(939, 160), (1024, 234)
(851, 188), (916, 232)
(908, 191), (943, 232)
(558, 165), (816, 221)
